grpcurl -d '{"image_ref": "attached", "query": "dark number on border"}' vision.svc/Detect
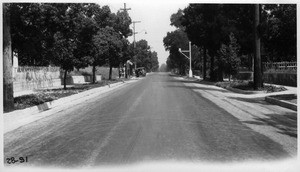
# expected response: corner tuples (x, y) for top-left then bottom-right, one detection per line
(6, 157), (28, 164)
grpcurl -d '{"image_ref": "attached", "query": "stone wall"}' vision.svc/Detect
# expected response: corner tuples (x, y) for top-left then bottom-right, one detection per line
(64, 75), (102, 85)
(13, 67), (61, 92)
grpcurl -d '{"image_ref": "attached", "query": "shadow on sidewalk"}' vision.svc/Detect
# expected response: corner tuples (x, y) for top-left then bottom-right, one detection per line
(243, 112), (297, 138)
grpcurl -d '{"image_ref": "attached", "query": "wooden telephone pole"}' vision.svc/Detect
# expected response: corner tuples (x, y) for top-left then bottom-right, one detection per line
(3, 4), (14, 112)
(120, 3), (132, 78)
(253, 4), (263, 89)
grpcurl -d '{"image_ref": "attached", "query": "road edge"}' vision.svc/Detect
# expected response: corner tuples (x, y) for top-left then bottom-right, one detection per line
(265, 95), (297, 111)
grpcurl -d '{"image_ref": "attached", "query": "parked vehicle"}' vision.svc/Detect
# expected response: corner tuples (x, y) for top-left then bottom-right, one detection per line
(135, 67), (146, 77)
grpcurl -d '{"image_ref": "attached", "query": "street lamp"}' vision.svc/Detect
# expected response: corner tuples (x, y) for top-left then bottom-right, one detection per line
(179, 41), (193, 77)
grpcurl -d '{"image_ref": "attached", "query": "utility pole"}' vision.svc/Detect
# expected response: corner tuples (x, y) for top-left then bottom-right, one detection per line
(132, 21), (141, 70)
(253, 4), (263, 89)
(179, 41), (193, 77)
(3, 4), (14, 112)
(120, 3), (131, 79)
(132, 21), (141, 48)
(120, 3), (131, 12)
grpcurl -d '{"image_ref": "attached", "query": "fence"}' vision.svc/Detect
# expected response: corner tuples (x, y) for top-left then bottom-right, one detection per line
(262, 62), (297, 86)
(263, 61), (297, 72)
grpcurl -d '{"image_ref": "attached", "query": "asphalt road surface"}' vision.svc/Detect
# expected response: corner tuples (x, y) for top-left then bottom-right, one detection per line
(4, 73), (290, 168)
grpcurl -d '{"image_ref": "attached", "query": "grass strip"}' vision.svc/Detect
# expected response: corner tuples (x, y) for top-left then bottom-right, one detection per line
(14, 79), (122, 110)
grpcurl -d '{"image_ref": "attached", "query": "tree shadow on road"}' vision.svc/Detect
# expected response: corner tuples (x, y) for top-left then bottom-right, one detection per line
(166, 78), (216, 85)
(243, 112), (297, 138)
(165, 85), (229, 93)
(164, 77), (230, 93)
(227, 97), (270, 105)
(164, 79), (201, 84)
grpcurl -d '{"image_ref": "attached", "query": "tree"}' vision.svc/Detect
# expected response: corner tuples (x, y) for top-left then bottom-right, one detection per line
(133, 40), (159, 72)
(10, 3), (50, 66)
(3, 3), (14, 112)
(163, 30), (189, 75)
(217, 33), (241, 81)
(99, 9), (132, 79)
(179, 3), (295, 82)
(93, 27), (124, 80)
(150, 51), (159, 72)
(74, 4), (112, 83)
(109, 10), (132, 38)
(50, 4), (85, 89)
(182, 4), (224, 80)
(74, 11), (97, 71)
(169, 9), (204, 78)
(262, 4), (296, 62)
(182, 4), (219, 80)
(52, 32), (78, 89)
(182, 4), (255, 81)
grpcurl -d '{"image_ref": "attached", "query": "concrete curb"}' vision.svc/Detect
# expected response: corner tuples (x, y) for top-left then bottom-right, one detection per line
(4, 81), (127, 117)
(265, 95), (297, 111)
(226, 87), (266, 94)
(176, 75), (297, 111)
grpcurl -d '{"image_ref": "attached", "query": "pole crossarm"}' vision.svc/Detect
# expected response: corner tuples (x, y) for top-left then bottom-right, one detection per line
(132, 21), (141, 24)
(120, 3), (131, 11)
(179, 51), (190, 59)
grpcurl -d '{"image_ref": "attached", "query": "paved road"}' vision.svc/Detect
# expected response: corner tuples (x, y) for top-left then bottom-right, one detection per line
(4, 73), (290, 167)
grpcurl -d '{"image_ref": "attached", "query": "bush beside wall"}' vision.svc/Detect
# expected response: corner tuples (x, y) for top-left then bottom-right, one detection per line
(263, 72), (297, 87)
(235, 71), (253, 80)
(234, 71), (296, 87)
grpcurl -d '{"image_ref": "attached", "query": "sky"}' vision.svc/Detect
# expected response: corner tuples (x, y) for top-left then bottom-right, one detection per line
(99, 0), (189, 66)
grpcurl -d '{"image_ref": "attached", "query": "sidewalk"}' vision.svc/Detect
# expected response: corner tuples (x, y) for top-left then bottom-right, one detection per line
(175, 76), (297, 157)
(4, 78), (142, 133)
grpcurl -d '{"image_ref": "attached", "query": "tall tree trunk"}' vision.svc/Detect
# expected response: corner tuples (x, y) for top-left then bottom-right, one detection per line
(92, 63), (96, 84)
(109, 65), (113, 80)
(203, 47), (207, 80)
(253, 4), (263, 89)
(125, 64), (128, 78)
(217, 63), (224, 81)
(209, 51), (216, 81)
(63, 70), (67, 90)
(3, 4), (14, 112)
